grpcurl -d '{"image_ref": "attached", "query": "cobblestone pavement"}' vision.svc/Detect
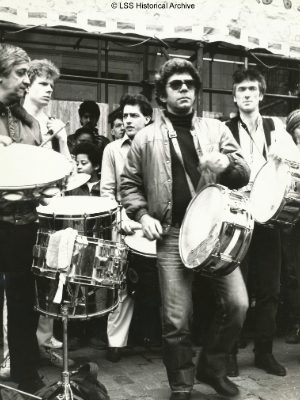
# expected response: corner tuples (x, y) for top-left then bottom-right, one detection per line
(1, 338), (300, 400)
(32, 338), (300, 400)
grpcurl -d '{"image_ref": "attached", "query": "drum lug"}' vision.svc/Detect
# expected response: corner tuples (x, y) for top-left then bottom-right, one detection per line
(218, 253), (234, 263)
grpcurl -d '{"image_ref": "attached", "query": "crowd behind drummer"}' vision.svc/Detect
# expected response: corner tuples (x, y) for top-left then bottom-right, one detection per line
(2, 42), (300, 399)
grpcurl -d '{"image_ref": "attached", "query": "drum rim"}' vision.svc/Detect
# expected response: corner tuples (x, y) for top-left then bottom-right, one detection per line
(37, 208), (117, 219)
(250, 159), (291, 224)
(124, 231), (157, 257)
(179, 183), (226, 269)
(0, 176), (68, 191)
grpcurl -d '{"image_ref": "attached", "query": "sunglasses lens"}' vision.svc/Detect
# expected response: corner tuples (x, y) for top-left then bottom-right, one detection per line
(169, 80), (195, 90)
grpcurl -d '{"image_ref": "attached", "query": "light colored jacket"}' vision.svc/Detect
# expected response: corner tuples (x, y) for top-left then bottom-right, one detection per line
(120, 111), (250, 233)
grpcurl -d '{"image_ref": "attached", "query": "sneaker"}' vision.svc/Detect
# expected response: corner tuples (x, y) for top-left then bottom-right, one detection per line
(0, 355), (11, 380)
(43, 336), (63, 349)
(40, 347), (75, 368)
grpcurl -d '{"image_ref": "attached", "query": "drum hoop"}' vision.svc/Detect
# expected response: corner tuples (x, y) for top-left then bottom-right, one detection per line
(38, 206), (118, 220)
(127, 247), (157, 258)
(0, 176), (67, 191)
(179, 183), (227, 268)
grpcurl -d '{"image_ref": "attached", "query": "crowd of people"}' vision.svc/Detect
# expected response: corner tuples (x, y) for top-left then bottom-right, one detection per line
(0, 42), (300, 400)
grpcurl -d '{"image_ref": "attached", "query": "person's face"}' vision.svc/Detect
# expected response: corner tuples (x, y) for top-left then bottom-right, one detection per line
(80, 112), (98, 128)
(112, 118), (125, 140)
(76, 133), (94, 145)
(0, 62), (30, 104)
(76, 153), (95, 175)
(26, 75), (54, 107)
(161, 72), (196, 115)
(233, 79), (263, 114)
(123, 104), (150, 139)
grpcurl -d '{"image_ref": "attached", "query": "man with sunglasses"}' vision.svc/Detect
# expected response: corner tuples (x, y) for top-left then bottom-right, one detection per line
(120, 58), (250, 400)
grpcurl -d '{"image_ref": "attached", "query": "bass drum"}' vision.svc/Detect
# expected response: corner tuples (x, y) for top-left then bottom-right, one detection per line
(179, 184), (254, 278)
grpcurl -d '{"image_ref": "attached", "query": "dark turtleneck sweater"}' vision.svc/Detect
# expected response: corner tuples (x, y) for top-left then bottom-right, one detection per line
(165, 110), (200, 225)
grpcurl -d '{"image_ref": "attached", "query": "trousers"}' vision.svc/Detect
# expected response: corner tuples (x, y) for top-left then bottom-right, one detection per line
(157, 227), (248, 392)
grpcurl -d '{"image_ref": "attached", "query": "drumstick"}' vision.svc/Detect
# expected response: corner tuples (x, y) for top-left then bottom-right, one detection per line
(39, 121), (70, 147)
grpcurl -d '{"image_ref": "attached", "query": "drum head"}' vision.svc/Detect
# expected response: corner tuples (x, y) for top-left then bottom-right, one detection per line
(37, 196), (118, 217)
(250, 160), (289, 224)
(180, 185), (225, 269)
(124, 230), (157, 257)
(0, 144), (72, 189)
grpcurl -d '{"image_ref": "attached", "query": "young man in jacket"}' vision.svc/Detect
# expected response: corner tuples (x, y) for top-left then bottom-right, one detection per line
(120, 58), (250, 400)
(225, 69), (299, 378)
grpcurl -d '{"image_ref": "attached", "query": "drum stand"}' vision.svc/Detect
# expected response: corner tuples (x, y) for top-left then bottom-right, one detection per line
(0, 304), (76, 400)
(41, 303), (78, 400)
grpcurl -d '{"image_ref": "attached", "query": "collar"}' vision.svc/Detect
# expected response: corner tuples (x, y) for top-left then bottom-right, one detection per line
(120, 133), (131, 147)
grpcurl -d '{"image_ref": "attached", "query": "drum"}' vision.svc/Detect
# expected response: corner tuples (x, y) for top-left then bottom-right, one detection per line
(124, 230), (159, 301)
(0, 144), (72, 201)
(124, 229), (157, 258)
(250, 158), (300, 226)
(34, 276), (119, 319)
(37, 196), (118, 238)
(32, 230), (127, 286)
(179, 184), (254, 278)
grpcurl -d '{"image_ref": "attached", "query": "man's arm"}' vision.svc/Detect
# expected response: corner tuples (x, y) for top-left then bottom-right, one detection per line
(100, 144), (117, 200)
(218, 123), (250, 189)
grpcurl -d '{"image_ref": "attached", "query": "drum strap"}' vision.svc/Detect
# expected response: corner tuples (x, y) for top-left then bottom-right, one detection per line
(163, 116), (196, 197)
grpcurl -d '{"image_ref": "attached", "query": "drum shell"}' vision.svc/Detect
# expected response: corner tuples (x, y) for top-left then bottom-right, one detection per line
(32, 231), (128, 287)
(179, 184), (254, 278)
(34, 276), (119, 319)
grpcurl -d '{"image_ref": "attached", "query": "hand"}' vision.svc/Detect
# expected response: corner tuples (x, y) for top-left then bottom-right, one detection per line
(121, 219), (142, 235)
(140, 214), (163, 240)
(0, 135), (12, 147)
(201, 152), (230, 173)
(47, 118), (68, 142)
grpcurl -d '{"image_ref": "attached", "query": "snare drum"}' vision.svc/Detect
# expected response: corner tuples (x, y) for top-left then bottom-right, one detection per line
(0, 144), (72, 201)
(179, 184), (254, 278)
(37, 196), (118, 238)
(34, 276), (118, 319)
(124, 230), (157, 258)
(250, 158), (300, 226)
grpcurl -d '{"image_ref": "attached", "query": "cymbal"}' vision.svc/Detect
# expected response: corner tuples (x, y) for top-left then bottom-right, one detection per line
(64, 173), (90, 192)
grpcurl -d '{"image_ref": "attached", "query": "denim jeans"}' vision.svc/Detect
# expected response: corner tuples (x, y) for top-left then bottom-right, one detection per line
(157, 227), (248, 392)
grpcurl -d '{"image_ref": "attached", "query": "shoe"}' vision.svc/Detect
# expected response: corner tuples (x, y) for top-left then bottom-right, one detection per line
(18, 376), (45, 394)
(170, 392), (191, 400)
(106, 347), (122, 362)
(40, 347), (75, 368)
(43, 336), (63, 349)
(0, 355), (11, 380)
(227, 354), (239, 377)
(285, 326), (300, 344)
(89, 337), (107, 350)
(254, 353), (286, 376)
(196, 368), (240, 397)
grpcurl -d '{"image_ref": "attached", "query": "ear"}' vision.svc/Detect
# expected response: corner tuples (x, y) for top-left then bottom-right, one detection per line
(159, 95), (167, 104)
(259, 93), (264, 101)
(145, 116), (151, 125)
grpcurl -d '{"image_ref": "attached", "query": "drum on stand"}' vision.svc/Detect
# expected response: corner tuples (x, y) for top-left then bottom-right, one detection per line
(250, 158), (300, 226)
(33, 196), (128, 319)
(179, 184), (254, 278)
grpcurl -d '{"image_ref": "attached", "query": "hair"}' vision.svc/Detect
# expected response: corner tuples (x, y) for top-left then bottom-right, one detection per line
(0, 44), (30, 77)
(286, 109), (300, 140)
(120, 93), (153, 118)
(73, 142), (100, 168)
(108, 107), (123, 128)
(155, 58), (201, 106)
(27, 59), (60, 84)
(78, 100), (100, 121)
(232, 68), (267, 96)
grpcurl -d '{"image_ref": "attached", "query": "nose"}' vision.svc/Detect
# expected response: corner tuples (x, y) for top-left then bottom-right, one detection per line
(47, 85), (53, 94)
(179, 83), (188, 92)
(23, 73), (30, 86)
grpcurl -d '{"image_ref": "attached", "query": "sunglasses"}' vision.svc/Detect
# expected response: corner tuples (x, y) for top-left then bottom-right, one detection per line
(168, 79), (195, 91)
